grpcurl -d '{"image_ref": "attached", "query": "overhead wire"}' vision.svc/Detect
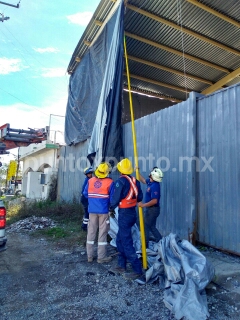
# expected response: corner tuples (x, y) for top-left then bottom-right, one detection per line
(176, 0), (188, 100)
(1, 23), (70, 92)
(0, 86), (52, 117)
(0, 23), (68, 124)
(0, 87), (66, 127)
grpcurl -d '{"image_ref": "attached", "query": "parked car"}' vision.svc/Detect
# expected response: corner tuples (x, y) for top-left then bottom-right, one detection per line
(0, 199), (7, 251)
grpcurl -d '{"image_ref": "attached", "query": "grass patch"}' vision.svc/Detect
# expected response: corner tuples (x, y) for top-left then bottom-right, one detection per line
(38, 227), (68, 239)
(6, 198), (87, 246)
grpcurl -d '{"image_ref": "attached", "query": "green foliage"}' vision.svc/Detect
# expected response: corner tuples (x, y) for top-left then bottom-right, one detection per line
(39, 227), (68, 239)
(47, 175), (58, 201)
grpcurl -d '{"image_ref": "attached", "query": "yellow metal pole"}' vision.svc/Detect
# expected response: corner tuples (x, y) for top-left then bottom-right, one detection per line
(123, 35), (147, 270)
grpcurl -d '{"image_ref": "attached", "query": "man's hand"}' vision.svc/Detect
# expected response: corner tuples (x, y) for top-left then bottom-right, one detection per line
(138, 202), (145, 208)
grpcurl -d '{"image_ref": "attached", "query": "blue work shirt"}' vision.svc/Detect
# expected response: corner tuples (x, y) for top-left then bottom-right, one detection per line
(83, 177), (114, 214)
(145, 178), (161, 206)
(110, 175), (143, 210)
(80, 176), (90, 206)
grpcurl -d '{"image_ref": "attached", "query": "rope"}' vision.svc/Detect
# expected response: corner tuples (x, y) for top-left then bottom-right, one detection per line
(176, 0), (188, 100)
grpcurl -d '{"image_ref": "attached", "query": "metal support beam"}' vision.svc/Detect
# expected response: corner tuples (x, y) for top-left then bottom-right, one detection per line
(84, 40), (91, 46)
(126, 4), (240, 56)
(186, 0), (240, 28)
(128, 55), (213, 85)
(124, 72), (191, 93)
(95, 20), (103, 26)
(123, 86), (182, 102)
(201, 67), (240, 94)
(125, 32), (230, 73)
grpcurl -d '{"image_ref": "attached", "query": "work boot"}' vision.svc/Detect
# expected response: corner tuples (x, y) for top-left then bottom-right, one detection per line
(97, 256), (112, 264)
(109, 266), (126, 275)
(135, 274), (146, 285)
(123, 272), (142, 280)
(88, 257), (93, 263)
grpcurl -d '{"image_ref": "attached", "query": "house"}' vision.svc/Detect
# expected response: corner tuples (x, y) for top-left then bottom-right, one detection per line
(20, 139), (61, 200)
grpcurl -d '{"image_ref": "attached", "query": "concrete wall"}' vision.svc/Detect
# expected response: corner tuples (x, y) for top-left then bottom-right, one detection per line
(26, 172), (42, 199)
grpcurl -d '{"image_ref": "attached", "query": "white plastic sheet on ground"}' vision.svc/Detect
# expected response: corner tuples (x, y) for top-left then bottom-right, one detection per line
(108, 208), (141, 252)
(109, 219), (215, 320)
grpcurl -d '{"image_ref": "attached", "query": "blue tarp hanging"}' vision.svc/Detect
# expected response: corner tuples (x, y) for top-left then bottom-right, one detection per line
(65, 0), (124, 164)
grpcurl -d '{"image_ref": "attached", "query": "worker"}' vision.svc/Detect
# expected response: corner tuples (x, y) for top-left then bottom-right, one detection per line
(137, 166), (163, 248)
(83, 162), (114, 263)
(109, 158), (143, 280)
(81, 167), (94, 231)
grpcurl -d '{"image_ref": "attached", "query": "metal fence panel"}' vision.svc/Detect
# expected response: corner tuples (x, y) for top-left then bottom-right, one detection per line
(57, 140), (90, 202)
(197, 83), (240, 253)
(57, 84), (240, 254)
(123, 92), (198, 240)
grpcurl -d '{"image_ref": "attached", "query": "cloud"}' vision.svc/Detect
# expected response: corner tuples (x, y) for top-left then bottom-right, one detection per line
(67, 11), (93, 26)
(41, 67), (66, 78)
(0, 58), (24, 75)
(33, 47), (60, 53)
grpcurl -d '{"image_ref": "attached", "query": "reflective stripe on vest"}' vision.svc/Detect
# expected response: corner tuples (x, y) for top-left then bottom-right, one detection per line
(119, 175), (138, 208)
(88, 177), (112, 199)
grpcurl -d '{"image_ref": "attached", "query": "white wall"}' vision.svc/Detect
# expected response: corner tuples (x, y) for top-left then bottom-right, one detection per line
(22, 149), (56, 173)
(26, 172), (42, 199)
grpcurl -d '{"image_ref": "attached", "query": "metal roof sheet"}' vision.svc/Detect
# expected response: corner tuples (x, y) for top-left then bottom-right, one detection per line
(67, 0), (240, 102)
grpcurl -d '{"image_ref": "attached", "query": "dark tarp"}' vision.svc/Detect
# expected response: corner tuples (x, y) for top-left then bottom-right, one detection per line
(65, 0), (124, 164)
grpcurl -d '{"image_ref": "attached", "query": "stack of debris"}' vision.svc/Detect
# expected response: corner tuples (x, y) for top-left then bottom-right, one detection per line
(7, 216), (56, 233)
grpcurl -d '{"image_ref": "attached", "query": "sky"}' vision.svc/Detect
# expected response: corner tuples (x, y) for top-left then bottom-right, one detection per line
(0, 0), (101, 161)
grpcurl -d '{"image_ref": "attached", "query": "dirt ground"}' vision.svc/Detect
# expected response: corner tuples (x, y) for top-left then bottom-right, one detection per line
(1, 231), (240, 320)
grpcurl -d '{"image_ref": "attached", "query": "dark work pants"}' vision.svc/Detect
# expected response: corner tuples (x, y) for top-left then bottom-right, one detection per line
(81, 205), (89, 230)
(144, 206), (162, 247)
(116, 208), (142, 274)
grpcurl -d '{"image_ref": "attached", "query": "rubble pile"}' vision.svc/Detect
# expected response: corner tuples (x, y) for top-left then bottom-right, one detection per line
(7, 216), (56, 233)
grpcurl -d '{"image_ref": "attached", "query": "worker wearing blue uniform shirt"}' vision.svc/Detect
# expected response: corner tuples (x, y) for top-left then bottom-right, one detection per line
(137, 167), (164, 248)
(110, 158), (143, 280)
(83, 162), (114, 263)
(81, 167), (93, 231)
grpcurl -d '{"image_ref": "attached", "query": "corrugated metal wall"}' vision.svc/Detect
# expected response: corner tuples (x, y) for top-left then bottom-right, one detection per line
(123, 92), (199, 240)
(58, 84), (240, 253)
(57, 140), (90, 202)
(197, 83), (240, 253)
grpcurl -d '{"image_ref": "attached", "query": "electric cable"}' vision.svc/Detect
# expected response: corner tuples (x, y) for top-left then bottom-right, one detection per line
(2, 23), (69, 87)
(176, 0), (188, 100)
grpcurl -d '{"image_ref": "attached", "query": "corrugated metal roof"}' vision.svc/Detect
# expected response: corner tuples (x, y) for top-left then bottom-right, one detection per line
(67, 0), (240, 102)
(200, 0), (240, 23)
(67, 0), (116, 73)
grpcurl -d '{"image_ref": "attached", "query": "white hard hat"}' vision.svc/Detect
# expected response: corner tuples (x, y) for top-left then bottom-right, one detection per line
(150, 167), (163, 182)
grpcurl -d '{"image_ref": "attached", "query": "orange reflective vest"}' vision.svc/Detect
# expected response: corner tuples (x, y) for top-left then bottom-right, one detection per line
(119, 175), (138, 209)
(88, 177), (113, 199)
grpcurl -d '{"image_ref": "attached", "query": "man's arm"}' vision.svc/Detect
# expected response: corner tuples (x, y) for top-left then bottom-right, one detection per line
(135, 167), (146, 184)
(83, 182), (89, 198)
(138, 198), (157, 208)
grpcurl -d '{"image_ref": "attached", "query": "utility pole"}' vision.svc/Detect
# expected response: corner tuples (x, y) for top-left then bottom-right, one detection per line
(0, 1), (20, 8)
(0, 1), (20, 22)
(0, 13), (9, 21)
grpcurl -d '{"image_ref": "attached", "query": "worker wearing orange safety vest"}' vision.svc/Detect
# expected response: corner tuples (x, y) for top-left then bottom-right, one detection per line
(83, 162), (114, 264)
(109, 158), (143, 280)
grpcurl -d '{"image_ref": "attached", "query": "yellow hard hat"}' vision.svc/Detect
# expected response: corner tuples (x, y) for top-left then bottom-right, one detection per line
(95, 162), (110, 178)
(117, 158), (133, 175)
